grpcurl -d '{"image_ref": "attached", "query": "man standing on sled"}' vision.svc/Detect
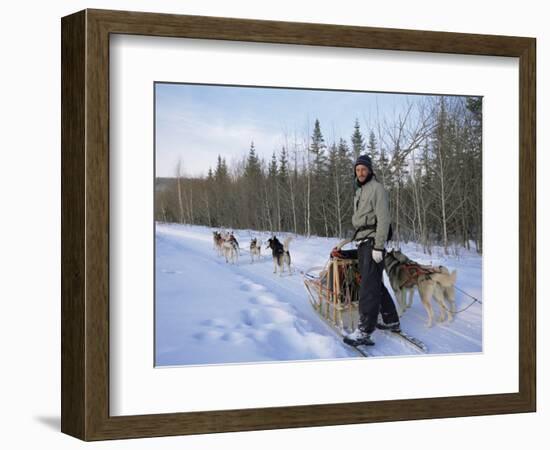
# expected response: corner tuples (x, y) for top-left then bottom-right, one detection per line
(343, 154), (401, 347)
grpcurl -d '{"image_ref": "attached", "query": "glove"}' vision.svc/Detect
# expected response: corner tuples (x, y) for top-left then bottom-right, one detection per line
(372, 249), (384, 263)
(331, 247), (344, 258)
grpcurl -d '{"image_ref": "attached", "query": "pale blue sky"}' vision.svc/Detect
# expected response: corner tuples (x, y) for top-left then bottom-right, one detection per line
(155, 83), (435, 178)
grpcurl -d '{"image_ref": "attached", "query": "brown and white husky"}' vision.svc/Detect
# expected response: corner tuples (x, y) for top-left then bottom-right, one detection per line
(222, 232), (239, 264)
(384, 249), (457, 327)
(249, 238), (262, 262)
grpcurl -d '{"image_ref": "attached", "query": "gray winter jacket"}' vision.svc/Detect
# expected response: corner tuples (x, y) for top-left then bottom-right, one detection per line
(352, 177), (391, 250)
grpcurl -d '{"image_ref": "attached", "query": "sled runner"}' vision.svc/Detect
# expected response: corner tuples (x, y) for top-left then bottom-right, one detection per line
(303, 238), (428, 354)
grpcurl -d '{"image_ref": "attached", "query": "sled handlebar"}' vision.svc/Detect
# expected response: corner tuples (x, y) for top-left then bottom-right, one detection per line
(335, 238), (352, 250)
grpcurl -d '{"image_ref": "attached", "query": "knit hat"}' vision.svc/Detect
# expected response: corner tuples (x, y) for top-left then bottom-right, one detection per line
(354, 154), (372, 170)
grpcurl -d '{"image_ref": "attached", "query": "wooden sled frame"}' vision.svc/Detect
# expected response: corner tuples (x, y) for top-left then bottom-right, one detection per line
(303, 239), (361, 334)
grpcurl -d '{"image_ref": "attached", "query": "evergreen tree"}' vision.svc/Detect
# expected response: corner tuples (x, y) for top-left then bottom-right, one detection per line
(214, 155), (228, 182)
(278, 146), (291, 231)
(205, 168), (215, 227)
(431, 98), (453, 253)
(327, 138), (354, 236)
(268, 151), (278, 179)
(309, 119), (329, 235)
(351, 119), (365, 159)
(327, 142), (340, 235)
(466, 96), (482, 126)
(337, 138), (353, 178)
(244, 142), (262, 179)
(266, 151), (280, 231)
(213, 155), (231, 227)
(366, 130), (380, 167)
(337, 138), (354, 233)
(465, 97), (482, 252)
(310, 119), (328, 177)
(242, 142), (264, 230)
(278, 146), (289, 181)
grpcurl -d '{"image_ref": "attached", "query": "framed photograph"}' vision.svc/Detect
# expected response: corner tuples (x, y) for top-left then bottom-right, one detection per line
(61, 9), (536, 441)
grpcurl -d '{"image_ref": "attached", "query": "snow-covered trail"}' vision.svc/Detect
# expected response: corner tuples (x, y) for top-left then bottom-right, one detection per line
(155, 225), (359, 366)
(155, 223), (482, 366)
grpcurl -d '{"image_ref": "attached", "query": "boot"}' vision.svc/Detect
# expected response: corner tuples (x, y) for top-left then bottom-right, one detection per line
(343, 324), (375, 346)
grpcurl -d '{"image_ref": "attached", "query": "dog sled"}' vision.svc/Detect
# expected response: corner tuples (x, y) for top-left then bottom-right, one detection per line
(303, 238), (428, 354)
(303, 238), (361, 336)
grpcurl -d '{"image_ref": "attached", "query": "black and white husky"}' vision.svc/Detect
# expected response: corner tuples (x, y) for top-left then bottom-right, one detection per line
(266, 236), (293, 275)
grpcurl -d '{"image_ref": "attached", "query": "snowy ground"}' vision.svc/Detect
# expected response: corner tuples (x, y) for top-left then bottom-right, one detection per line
(155, 223), (482, 366)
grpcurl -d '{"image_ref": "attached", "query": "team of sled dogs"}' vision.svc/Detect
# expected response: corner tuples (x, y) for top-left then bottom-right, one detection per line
(212, 229), (457, 326)
(212, 231), (293, 275)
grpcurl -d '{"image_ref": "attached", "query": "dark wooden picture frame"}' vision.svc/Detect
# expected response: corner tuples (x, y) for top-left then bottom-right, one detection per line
(61, 9), (536, 441)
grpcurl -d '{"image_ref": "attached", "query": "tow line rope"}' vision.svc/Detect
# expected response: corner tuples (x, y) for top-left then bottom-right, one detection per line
(450, 285), (482, 314)
(397, 263), (482, 315)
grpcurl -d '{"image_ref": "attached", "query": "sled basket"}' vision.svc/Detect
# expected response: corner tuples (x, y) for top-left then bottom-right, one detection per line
(303, 239), (362, 334)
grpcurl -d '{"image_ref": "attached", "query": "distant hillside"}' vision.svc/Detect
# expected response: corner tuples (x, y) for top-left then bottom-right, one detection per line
(155, 177), (176, 192)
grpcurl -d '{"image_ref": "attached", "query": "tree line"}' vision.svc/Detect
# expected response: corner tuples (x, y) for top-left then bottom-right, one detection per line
(155, 96), (482, 255)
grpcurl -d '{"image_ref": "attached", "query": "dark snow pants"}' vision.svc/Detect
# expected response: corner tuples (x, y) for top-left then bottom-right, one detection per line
(357, 240), (399, 334)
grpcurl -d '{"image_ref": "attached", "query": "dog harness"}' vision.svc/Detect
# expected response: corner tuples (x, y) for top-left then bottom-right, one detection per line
(399, 264), (442, 289)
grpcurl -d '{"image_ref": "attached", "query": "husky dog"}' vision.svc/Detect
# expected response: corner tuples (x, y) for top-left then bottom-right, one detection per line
(249, 238), (262, 262)
(228, 232), (239, 249)
(266, 236), (293, 275)
(222, 239), (239, 264)
(384, 249), (457, 327)
(433, 265), (457, 321)
(383, 250), (417, 316)
(221, 232), (239, 264)
(212, 231), (224, 256)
